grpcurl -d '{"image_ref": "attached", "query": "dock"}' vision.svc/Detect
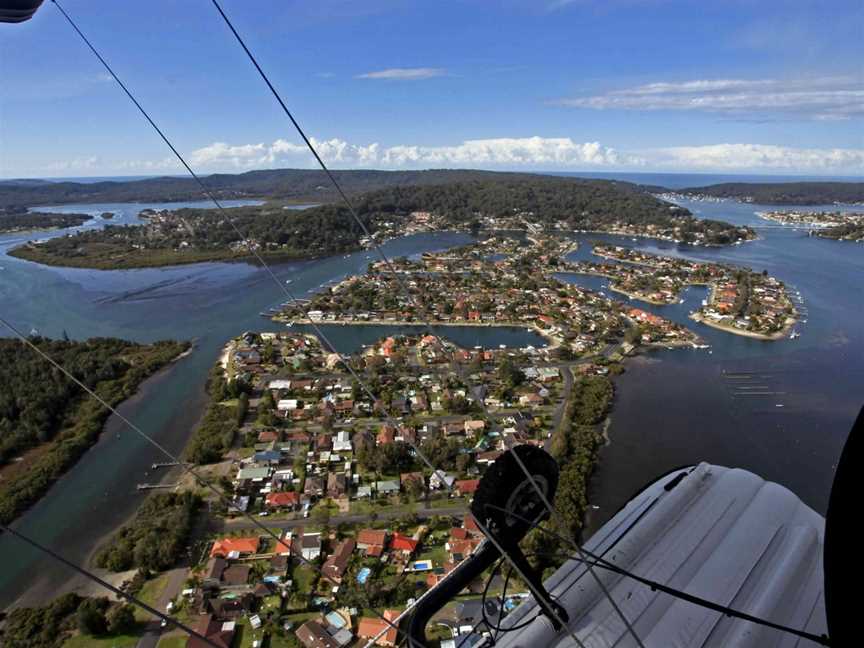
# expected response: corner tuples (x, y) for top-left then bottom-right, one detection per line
(137, 483), (178, 491)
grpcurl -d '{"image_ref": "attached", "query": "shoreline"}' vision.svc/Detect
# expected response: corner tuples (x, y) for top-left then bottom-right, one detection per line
(689, 311), (796, 341)
(1, 344), (196, 611)
(276, 316), (563, 350)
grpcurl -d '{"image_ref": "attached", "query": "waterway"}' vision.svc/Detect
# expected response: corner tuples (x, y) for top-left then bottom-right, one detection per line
(0, 196), (861, 606)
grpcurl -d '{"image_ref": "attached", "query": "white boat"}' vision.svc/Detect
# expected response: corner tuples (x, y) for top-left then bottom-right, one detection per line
(790, 331), (800, 339)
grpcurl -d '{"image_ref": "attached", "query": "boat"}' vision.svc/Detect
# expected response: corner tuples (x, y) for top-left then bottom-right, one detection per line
(790, 330), (801, 339)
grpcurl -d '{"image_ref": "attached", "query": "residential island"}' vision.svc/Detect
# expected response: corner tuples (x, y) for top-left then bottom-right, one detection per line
(758, 210), (864, 242)
(565, 244), (797, 339)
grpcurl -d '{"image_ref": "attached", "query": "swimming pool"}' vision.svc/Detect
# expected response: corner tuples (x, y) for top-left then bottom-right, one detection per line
(357, 567), (371, 584)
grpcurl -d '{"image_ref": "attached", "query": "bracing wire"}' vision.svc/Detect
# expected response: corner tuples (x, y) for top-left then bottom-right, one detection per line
(498, 434), (646, 647)
(203, 4), (632, 644)
(484, 503), (832, 647)
(0, 523), (222, 648)
(0, 1), (436, 642)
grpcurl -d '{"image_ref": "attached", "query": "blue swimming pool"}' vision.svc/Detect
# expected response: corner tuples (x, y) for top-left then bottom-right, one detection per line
(357, 567), (371, 584)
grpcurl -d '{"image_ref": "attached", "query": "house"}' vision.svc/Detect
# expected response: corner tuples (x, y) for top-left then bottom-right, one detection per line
(202, 557), (226, 589)
(377, 424), (396, 445)
(327, 472), (348, 498)
(332, 430), (353, 453)
(254, 450), (282, 465)
(236, 466), (271, 483)
(257, 429), (280, 443)
(291, 530), (322, 561)
(430, 471), (456, 490)
(322, 538), (356, 583)
(455, 479), (480, 497)
(210, 537), (260, 558)
(447, 538), (481, 562)
(305, 476), (325, 498)
(374, 480), (400, 497)
(356, 609), (400, 647)
(266, 491), (300, 510)
(400, 472), (425, 492)
(463, 420), (486, 435)
(356, 529), (388, 557)
(519, 393), (543, 406)
(391, 532), (419, 557)
(297, 620), (340, 648)
(443, 422), (465, 437)
(186, 614), (236, 648)
(222, 564), (251, 586)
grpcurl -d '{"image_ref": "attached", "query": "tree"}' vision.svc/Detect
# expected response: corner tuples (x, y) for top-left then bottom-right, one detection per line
(106, 605), (136, 635)
(76, 599), (108, 636)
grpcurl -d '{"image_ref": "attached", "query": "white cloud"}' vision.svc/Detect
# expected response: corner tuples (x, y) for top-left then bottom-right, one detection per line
(356, 67), (446, 80)
(34, 138), (864, 177)
(555, 77), (864, 120)
(647, 143), (864, 172)
(186, 136), (632, 170)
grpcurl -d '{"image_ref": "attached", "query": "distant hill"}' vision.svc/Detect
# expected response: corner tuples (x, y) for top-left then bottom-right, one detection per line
(9, 177), (754, 269)
(665, 182), (864, 205)
(0, 168), (548, 208)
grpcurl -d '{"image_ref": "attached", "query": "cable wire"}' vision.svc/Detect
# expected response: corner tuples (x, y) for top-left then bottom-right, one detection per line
(485, 503), (832, 647)
(0, 522), (222, 648)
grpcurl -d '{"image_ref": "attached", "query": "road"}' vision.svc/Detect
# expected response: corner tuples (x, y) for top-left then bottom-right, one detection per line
(135, 567), (188, 648)
(546, 364), (574, 451)
(219, 503), (468, 532)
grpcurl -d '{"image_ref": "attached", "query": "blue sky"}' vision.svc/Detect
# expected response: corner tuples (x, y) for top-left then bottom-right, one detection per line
(1, 0), (862, 177)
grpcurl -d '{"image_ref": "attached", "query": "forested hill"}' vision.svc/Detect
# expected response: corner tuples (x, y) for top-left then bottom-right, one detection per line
(664, 182), (864, 205)
(9, 178), (753, 269)
(0, 168), (543, 208)
(0, 337), (189, 524)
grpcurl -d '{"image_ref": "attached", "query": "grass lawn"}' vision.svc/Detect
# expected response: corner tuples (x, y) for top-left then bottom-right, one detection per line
(134, 573), (170, 622)
(156, 636), (189, 648)
(63, 632), (140, 648)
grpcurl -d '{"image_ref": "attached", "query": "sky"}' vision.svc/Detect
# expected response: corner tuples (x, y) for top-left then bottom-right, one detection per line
(1, 0), (862, 178)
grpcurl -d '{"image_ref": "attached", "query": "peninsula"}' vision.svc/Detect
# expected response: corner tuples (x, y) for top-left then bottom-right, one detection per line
(0, 208), (90, 234)
(7, 177), (754, 269)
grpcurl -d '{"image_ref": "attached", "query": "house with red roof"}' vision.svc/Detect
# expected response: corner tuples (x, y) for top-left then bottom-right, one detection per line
(357, 609), (400, 646)
(455, 479), (480, 497)
(265, 491), (300, 510)
(357, 529), (389, 557)
(391, 532), (419, 556)
(210, 536), (260, 558)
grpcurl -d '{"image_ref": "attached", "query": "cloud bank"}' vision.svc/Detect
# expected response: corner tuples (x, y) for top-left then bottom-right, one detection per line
(40, 137), (864, 176)
(188, 136), (632, 169)
(555, 77), (864, 120)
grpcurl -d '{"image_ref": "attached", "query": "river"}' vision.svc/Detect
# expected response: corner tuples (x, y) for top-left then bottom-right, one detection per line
(0, 196), (861, 607)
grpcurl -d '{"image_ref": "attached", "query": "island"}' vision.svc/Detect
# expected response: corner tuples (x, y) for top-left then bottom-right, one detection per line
(7, 177), (754, 269)
(653, 181), (864, 205)
(565, 244), (796, 339)
(0, 337), (190, 526)
(0, 208), (90, 234)
(757, 209), (864, 242)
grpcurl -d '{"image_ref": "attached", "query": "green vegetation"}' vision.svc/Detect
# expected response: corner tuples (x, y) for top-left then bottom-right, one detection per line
(817, 222), (864, 241)
(9, 176), (750, 268)
(0, 209), (90, 233)
(538, 376), (613, 558)
(0, 337), (189, 525)
(0, 594), (139, 648)
(670, 181), (864, 205)
(184, 366), (247, 463)
(94, 492), (201, 572)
